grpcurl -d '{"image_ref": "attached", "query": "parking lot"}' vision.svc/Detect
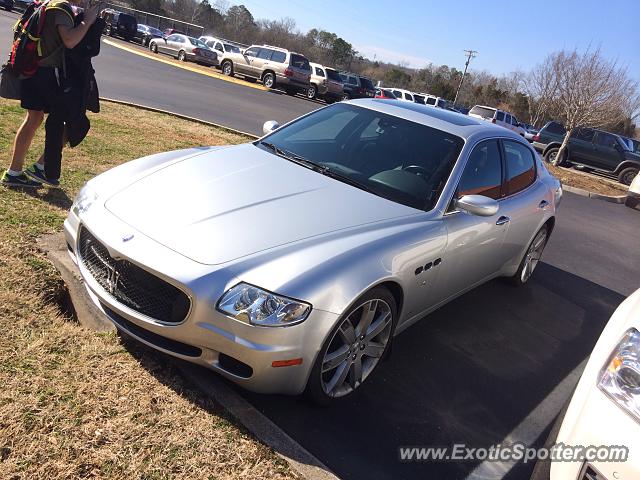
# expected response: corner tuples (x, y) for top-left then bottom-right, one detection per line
(2, 9), (639, 479)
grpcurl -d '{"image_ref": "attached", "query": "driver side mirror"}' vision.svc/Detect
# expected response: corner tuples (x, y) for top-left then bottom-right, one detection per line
(262, 120), (280, 135)
(455, 195), (499, 216)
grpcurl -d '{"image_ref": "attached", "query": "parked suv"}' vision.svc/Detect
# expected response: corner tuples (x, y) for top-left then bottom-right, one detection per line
(468, 105), (526, 137)
(0, 0), (14, 11)
(339, 73), (376, 100)
(307, 62), (344, 103)
(199, 36), (244, 68)
(535, 122), (640, 185)
(102, 10), (137, 42)
(220, 45), (311, 95)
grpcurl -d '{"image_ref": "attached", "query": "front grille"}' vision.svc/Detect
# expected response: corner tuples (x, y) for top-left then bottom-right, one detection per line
(78, 228), (190, 323)
(580, 464), (607, 480)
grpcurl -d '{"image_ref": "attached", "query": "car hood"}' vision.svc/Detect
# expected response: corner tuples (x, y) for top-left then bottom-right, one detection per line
(104, 144), (418, 265)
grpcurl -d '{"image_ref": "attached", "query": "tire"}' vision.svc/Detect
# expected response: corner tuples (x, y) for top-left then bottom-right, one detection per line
(307, 84), (317, 100)
(341, 93), (350, 101)
(221, 60), (233, 76)
(506, 225), (549, 286)
(178, 50), (186, 62)
(305, 287), (397, 405)
(617, 166), (639, 186)
(105, 25), (112, 36)
(625, 196), (640, 209)
(262, 72), (275, 89)
(150, 43), (158, 54)
(545, 147), (568, 167)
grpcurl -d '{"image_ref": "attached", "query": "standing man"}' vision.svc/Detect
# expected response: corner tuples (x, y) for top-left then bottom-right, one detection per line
(1, 0), (100, 188)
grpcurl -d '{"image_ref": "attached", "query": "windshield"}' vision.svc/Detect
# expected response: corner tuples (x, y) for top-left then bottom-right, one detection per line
(225, 43), (241, 53)
(469, 106), (496, 119)
(617, 136), (633, 151)
(257, 103), (464, 210)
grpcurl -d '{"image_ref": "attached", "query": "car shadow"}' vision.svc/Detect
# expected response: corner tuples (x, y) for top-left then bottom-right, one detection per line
(116, 262), (623, 480)
(238, 262), (624, 480)
(24, 187), (73, 210)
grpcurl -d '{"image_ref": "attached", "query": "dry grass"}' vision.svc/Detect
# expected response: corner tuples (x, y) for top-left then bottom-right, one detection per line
(546, 163), (628, 196)
(0, 99), (299, 480)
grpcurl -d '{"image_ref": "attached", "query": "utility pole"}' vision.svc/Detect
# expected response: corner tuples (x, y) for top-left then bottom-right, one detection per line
(453, 49), (477, 105)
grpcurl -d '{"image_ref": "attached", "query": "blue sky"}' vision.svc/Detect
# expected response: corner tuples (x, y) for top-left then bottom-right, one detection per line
(232, 0), (640, 80)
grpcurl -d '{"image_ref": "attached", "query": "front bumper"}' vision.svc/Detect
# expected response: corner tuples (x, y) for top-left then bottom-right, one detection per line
(64, 208), (337, 395)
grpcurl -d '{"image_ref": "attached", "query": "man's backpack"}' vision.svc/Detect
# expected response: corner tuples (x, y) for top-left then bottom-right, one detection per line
(9, 0), (74, 77)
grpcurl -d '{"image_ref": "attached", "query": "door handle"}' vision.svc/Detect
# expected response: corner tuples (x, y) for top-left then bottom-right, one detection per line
(496, 216), (510, 225)
(538, 200), (549, 209)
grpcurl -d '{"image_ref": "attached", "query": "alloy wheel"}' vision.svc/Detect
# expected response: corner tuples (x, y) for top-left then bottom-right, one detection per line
(321, 299), (393, 398)
(178, 51), (186, 61)
(521, 229), (547, 283)
(307, 85), (316, 99)
(264, 74), (274, 88)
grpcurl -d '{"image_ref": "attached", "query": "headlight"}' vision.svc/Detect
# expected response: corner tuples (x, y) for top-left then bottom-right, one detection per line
(598, 328), (640, 421)
(72, 184), (98, 215)
(217, 283), (311, 327)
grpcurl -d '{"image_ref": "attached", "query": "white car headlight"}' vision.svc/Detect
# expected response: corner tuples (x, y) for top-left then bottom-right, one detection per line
(598, 328), (640, 421)
(217, 283), (311, 327)
(72, 184), (98, 215)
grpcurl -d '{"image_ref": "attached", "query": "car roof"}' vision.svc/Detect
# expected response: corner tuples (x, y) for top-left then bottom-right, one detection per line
(348, 99), (525, 141)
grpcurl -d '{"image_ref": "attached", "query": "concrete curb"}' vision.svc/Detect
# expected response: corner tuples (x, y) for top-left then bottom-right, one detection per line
(40, 232), (338, 480)
(100, 97), (259, 139)
(562, 185), (627, 204)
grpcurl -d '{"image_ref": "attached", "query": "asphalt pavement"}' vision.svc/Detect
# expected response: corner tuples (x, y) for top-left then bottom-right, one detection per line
(0, 11), (318, 136)
(3, 10), (640, 479)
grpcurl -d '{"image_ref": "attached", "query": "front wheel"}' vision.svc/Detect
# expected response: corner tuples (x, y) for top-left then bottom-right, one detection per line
(341, 93), (350, 101)
(178, 50), (187, 62)
(307, 84), (316, 100)
(150, 42), (158, 53)
(507, 225), (549, 286)
(618, 167), (639, 186)
(262, 72), (275, 88)
(305, 287), (396, 405)
(222, 61), (233, 76)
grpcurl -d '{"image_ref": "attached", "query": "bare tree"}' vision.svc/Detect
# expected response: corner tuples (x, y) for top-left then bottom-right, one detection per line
(547, 48), (637, 165)
(523, 58), (558, 127)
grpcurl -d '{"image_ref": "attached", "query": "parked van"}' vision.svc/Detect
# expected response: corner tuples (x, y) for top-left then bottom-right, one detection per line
(468, 105), (526, 137)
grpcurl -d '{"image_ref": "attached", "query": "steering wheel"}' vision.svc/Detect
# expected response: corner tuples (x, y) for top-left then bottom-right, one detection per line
(402, 165), (429, 177)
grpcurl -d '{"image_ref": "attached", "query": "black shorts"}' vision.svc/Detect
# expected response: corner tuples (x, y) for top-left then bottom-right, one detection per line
(20, 67), (61, 112)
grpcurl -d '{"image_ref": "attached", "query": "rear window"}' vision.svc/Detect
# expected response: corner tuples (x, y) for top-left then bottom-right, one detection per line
(544, 122), (566, 135)
(326, 69), (342, 82)
(360, 78), (375, 90)
(469, 106), (496, 119)
(290, 54), (310, 70)
(271, 51), (286, 63)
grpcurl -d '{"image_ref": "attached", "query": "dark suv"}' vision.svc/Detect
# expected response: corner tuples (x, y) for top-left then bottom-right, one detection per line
(533, 122), (640, 185)
(103, 10), (138, 42)
(338, 73), (376, 100)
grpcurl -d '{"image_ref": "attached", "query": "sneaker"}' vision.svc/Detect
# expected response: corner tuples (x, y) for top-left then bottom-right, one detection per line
(1, 170), (42, 188)
(24, 164), (60, 188)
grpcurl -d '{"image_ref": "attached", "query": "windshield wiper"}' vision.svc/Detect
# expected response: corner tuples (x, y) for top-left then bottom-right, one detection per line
(260, 141), (375, 194)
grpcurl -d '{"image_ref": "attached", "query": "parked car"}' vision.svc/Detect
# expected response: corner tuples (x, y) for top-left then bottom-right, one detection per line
(307, 62), (344, 103)
(424, 94), (448, 109)
(219, 44), (311, 95)
(523, 124), (538, 142)
(389, 88), (415, 103)
(339, 73), (376, 100)
(468, 105), (526, 137)
(375, 88), (396, 100)
(534, 122), (640, 185)
(149, 34), (218, 67)
(0, 0), (14, 11)
(199, 36), (242, 63)
(533, 288), (640, 480)
(65, 100), (561, 403)
(626, 172), (640, 209)
(134, 24), (163, 47)
(102, 9), (138, 42)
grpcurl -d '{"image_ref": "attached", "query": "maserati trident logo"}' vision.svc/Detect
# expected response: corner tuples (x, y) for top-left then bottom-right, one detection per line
(106, 264), (120, 295)
(122, 234), (134, 242)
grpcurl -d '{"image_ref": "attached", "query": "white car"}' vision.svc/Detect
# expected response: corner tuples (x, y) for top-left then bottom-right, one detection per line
(389, 88), (417, 103)
(626, 172), (640, 209)
(198, 36), (243, 67)
(423, 94), (448, 109)
(469, 105), (526, 137)
(548, 288), (640, 479)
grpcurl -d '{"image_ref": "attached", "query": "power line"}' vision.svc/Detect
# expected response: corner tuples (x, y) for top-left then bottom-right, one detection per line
(453, 49), (478, 105)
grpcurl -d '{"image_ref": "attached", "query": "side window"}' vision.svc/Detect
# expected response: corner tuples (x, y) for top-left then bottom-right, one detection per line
(457, 140), (503, 200)
(206, 40), (214, 48)
(504, 141), (536, 195)
(496, 111), (505, 122)
(393, 90), (402, 98)
(244, 47), (258, 57)
(348, 76), (358, 85)
(215, 42), (224, 52)
(511, 116), (518, 125)
(505, 114), (512, 124)
(595, 132), (617, 149)
(405, 93), (414, 101)
(257, 48), (272, 60)
(573, 128), (595, 142)
(315, 67), (325, 77)
(271, 50), (286, 63)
